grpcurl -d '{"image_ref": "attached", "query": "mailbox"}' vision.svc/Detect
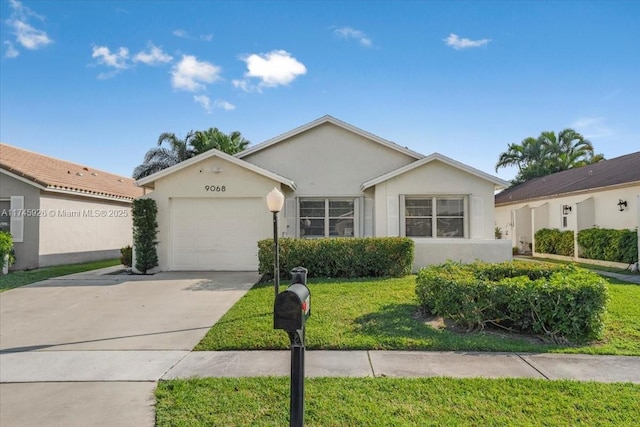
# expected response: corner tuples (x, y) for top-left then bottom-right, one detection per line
(274, 283), (310, 332)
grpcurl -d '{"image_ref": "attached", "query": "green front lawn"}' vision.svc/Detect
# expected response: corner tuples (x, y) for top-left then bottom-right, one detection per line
(0, 259), (121, 292)
(156, 377), (640, 426)
(195, 276), (640, 355)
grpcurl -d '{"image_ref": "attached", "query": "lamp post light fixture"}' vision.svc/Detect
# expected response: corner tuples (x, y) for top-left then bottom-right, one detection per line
(618, 199), (628, 212)
(267, 187), (285, 299)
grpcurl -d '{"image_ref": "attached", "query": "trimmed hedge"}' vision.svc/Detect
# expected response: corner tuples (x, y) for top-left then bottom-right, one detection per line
(534, 228), (575, 257)
(416, 261), (609, 343)
(258, 237), (414, 279)
(578, 227), (638, 264)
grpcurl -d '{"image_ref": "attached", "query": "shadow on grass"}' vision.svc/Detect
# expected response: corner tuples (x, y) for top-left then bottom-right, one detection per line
(353, 303), (558, 352)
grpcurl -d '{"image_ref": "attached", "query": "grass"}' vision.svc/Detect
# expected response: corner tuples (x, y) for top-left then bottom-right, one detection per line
(195, 276), (640, 355)
(156, 377), (640, 426)
(525, 256), (637, 275)
(0, 259), (121, 292)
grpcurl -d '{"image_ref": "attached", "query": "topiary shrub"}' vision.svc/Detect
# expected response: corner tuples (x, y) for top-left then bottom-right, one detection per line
(578, 227), (638, 264)
(120, 245), (132, 267)
(132, 198), (158, 274)
(534, 228), (574, 257)
(258, 237), (414, 279)
(416, 260), (609, 343)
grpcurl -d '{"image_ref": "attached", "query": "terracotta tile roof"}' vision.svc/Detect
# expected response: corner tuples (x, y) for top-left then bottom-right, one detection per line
(0, 143), (143, 201)
(495, 151), (640, 205)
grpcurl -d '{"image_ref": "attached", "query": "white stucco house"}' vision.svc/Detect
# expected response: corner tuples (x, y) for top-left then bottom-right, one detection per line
(495, 151), (640, 262)
(0, 143), (143, 270)
(136, 115), (511, 272)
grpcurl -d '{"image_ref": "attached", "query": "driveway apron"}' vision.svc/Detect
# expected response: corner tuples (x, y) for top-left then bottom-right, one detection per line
(0, 268), (258, 427)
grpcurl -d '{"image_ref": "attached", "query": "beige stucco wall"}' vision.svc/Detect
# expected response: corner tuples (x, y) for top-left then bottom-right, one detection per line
(373, 160), (497, 239)
(144, 156), (282, 271)
(371, 160), (509, 266)
(38, 194), (133, 266)
(242, 122), (416, 197)
(495, 183), (640, 255)
(0, 172), (41, 270)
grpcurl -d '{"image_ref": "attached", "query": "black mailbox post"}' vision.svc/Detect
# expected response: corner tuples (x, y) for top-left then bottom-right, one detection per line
(274, 267), (309, 427)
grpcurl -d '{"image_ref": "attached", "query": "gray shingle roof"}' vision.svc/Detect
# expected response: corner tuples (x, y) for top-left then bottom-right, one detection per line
(495, 151), (640, 205)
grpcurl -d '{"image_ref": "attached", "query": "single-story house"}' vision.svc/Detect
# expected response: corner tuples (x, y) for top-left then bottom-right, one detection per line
(136, 115), (511, 272)
(0, 143), (143, 270)
(495, 151), (640, 261)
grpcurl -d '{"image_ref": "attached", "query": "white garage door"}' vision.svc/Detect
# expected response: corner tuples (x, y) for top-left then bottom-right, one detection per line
(170, 198), (269, 271)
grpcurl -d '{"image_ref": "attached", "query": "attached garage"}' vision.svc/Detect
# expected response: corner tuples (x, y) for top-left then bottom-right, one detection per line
(170, 197), (270, 271)
(135, 149), (296, 272)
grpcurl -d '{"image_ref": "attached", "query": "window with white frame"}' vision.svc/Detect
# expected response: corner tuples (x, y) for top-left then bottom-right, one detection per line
(299, 198), (356, 238)
(403, 196), (466, 238)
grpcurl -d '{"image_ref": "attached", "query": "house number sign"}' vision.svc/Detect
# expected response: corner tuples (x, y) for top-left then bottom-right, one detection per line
(204, 185), (226, 192)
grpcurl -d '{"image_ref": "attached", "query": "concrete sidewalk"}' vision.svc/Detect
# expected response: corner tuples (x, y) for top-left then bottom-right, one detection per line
(3, 349), (639, 384)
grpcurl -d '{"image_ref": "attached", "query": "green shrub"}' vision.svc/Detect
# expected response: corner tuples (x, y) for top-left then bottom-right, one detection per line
(415, 261), (609, 343)
(132, 198), (158, 274)
(534, 228), (574, 257)
(258, 237), (414, 279)
(120, 245), (132, 267)
(0, 231), (16, 269)
(578, 227), (638, 264)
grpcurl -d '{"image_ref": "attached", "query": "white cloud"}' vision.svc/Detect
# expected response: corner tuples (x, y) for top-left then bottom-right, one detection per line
(236, 50), (306, 92)
(173, 29), (190, 38)
(171, 55), (222, 91)
(4, 41), (19, 58)
(214, 99), (235, 110)
(194, 95), (211, 112)
(571, 117), (613, 139)
(200, 34), (213, 42)
(5, 0), (53, 54)
(92, 45), (130, 70)
(444, 33), (491, 50)
(133, 44), (173, 65)
(334, 27), (372, 47)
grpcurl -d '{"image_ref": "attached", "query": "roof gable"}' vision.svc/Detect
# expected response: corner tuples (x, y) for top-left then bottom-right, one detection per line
(0, 143), (142, 201)
(135, 147), (296, 190)
(361, 152), (510, 191)
(495, 151), (640, 205)
(236, 115), (424, 160)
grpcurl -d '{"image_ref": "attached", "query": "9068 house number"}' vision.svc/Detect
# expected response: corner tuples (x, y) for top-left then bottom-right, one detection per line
(205, 185), (226, 192)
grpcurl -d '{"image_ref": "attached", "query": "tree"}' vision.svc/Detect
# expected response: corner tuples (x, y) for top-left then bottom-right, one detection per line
(132, 132), (196, 179)
(132, 199), (158, 274)
(190, 128), (250, 156)
(496, 129), (603, 184)
(132, 128), (250, 179)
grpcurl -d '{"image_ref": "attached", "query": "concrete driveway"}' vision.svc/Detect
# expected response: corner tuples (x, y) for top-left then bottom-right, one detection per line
(0, 267), (259, 427)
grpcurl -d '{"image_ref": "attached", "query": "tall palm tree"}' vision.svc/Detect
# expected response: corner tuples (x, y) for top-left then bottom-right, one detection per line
(132, 132), (196, 179)
(190, 128), (250, 156)
(496, 129), (600, 184)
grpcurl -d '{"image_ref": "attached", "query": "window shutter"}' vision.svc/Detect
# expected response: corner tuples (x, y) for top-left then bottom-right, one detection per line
(470, 195), (483, 239)
(10, 196), (24, 242)
(364, 197), (374, 237)
(387, 196), (399, 236)
(284, 198), (297, 237)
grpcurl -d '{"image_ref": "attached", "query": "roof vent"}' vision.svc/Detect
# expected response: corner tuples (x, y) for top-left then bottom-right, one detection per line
(83, 167), (89, 171)
(118, 179), (124, 182)
(76, 172), (83, 176)
(91, 172), (98, 176)
(589, 170), (593, 176)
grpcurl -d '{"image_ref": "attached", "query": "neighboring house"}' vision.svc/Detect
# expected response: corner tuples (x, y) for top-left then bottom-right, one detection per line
(0, 143), (143, 270)
(495, 151), (640, 260)
(136, 115), (511, 272)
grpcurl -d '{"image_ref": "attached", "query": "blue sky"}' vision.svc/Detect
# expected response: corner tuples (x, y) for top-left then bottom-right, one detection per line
(1, 0), (639, 181)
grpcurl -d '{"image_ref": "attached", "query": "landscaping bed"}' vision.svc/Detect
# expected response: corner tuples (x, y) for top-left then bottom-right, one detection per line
(416, 261), (609, 343)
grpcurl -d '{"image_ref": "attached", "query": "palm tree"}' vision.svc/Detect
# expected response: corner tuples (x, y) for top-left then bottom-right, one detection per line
(132, 132), (196, 179)
(190, 128), (250, 156)
(496, 129), (601, 184)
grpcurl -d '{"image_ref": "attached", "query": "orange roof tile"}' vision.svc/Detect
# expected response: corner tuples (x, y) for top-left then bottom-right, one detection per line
(0, 143), (143, 201)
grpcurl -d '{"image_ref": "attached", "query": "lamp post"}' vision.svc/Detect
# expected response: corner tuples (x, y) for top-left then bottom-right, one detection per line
(266, 187), (285, 300)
